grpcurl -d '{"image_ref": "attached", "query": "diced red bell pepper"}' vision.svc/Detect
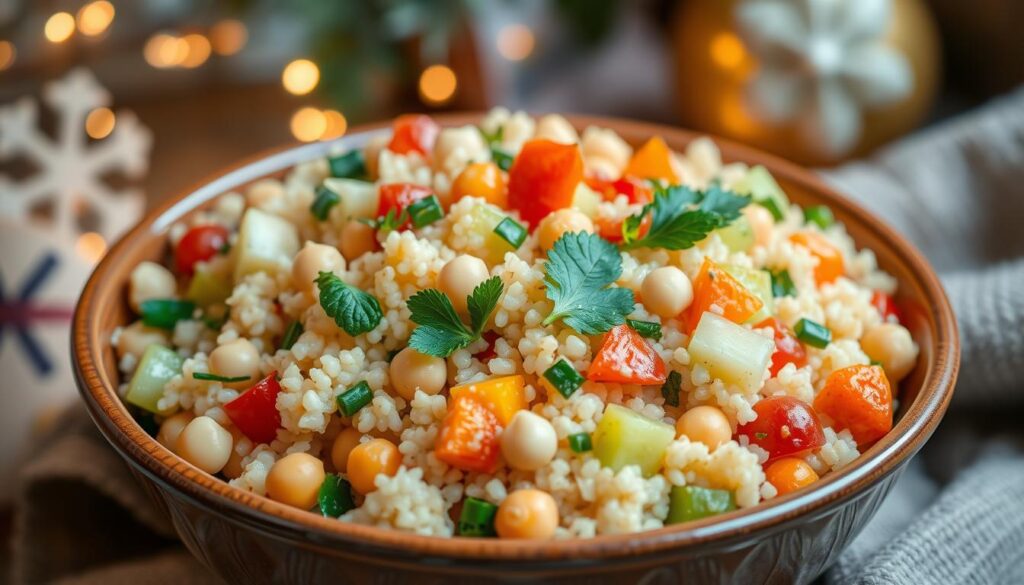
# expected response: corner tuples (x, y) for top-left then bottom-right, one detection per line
(176, 224), (230, 275)
(814, 365), (893, 446)
(871, 291), (902, 324)
(585, 176), (654, 205)
(736, 396), (826, 462)
(588, 324), (667, 385)
(224, 372), (282, 445)
(377, 183), (433, 228)
(756, 317), (808, 377)
(388, 114), (440, 156)
(435, 394), (502, 473)
(474, 331), (501, 362)
(507, 139), (584, 227)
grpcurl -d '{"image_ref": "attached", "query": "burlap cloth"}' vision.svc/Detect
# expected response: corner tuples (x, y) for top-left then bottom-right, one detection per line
(11, 89), (1024, 584)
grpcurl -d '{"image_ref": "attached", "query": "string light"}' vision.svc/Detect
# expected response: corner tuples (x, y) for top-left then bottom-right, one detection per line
(496, 24), (535, 61)
(710, 32), (745, 70)
(85, 107), (116, 139)
(180, 33), (211, 68)
(44, 12), (76, 43)
(75, 232), (107, 264)
(418, 65), (457, 105)
(282, 59), (319, 95)
(290, 107), (327, 142)
(0, 41), (14, 71)
(210, 19), (247, 56)
(321, 109), (348, 140)
(77, 1), (115, 37)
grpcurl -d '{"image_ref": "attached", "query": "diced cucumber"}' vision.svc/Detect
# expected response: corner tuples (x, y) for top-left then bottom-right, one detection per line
(465, 203), (512, 265)
(714, 214), (755, 253)
(666, 486), (736, 524)
(572, 182), (601, 217)
(722, 265), (773, 323)
(593, 404), (675, 477)
(234, 208), (300, 281)
(322, 178), (379, 220)
(126, 344), (183, 413)
(186, 268), (232, 308)
(687, 312), (774, 392)
(732, 165), (789, 220)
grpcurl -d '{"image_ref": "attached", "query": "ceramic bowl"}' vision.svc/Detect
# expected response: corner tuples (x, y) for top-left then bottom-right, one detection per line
(72, 115), (959, 585)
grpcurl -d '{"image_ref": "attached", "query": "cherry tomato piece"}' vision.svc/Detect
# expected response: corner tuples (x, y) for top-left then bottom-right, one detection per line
(387, 114), (440, 156)
(507, 139), (584, 227)
(871, 290), (902, 324)
(585, 176), (653, 205)
(736, 396), (826, 462)
(814, 365), (893, 446)
(176, 224), (230, 275)
(588, 324), (667, 386)
(224, 372), (282, 445)
(756, 317), (809, 377)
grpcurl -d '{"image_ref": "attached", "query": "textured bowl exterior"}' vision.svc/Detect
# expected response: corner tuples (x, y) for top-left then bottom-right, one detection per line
(72, 115), (959, 585)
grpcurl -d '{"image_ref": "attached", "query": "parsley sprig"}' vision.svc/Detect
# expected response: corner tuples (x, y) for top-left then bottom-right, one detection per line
(317, 272), (384, 336)
(407, 276), (503, 357)
(542, 232), (635, 335)
(620, 184), (750, 251)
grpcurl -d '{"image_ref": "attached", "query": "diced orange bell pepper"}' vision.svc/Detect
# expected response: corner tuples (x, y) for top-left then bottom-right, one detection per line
(449, 375), (527, 426)
(765, 457), (819, 496)
(451, 162), (507, 208)
(789, 231), (845, 285)
(435, 394), (502, 473)
(683, 258), (765, 334)
(623, 136), (679, 185)
(388, 114), (440, 156)
(814, 365), (893, 446)
(587, 324), (667, 385)
(507, 139), (584, 227)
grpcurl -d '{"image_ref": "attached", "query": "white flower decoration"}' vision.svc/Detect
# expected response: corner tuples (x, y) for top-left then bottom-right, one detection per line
(735, 0), (912, 156)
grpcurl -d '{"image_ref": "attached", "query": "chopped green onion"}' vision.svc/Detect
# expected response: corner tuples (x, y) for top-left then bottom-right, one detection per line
(337, 381), (373, 417)
(280, 320), (303, 351)
(310, 185), (341, 221)
(568, 433), (592, 453)
(627, 319), (662, 340)
(493, 217), (527, 249)
(661, 370), (682, 407)
(318, 473), (355, 516)
(407, 195), (444, 228)
(328, 150), (366, 179)
(666, 486), (736, 524)
(192, 372), (251, 383)
(794, 318), (831, 349)
(140, 299), (195, 330)
(756, 198), (785, 222)
(457, 497), (498, 537)
(804, 205), (834, 229)
(770, 269), (797, 298)
(543, 358), (585, 399)
(478, 125), (503, 146)
(491, 147), (514, 171)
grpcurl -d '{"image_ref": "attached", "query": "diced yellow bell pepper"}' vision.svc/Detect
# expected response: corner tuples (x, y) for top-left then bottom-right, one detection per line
(449, 375), (527, 426)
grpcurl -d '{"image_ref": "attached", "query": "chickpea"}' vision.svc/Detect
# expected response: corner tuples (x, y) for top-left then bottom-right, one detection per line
(536, 208), (595, 252)
(246, 178), (285, 209)
(534, 114), (579, 145)
(209, 338), (261, 389)
(293, 242), (345, 293)
(437, 255), (490, 315)
(220, 426), (248, 480)
(501, 411), (558, 471)
(330, 427), (363, 473)
(861, 323), (918, 382)
(389, 347), (447, 401)
(116, 321), (170, 359)
(765, 457), (819, 496)
(433, 125), (488, 173)
(495, 489), (559, 540)
(742, 205), (774, 248)
(581, 126), (632, 172)
(175, 416), (233, 474)
(675, 405), (733, 450)
(156, 411), (194, 451)
(265, 452), (326, 509)
(339, 220), (378, 261)
(129, 261), (177, 313)
(451, 162), (507, 208)
(641, 266), (693, 319)
(347, 438), (401, 494)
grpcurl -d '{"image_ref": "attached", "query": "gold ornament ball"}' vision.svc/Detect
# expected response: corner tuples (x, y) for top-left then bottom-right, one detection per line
(671, 0), (940, 166)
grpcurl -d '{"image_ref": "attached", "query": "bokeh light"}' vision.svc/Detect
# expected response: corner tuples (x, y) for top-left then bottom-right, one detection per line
(210, 19), (247, 56)
(496, 24), (535, 61)
(710, 32), (745, 70)
(85, 107), (116, 139)
(282, 59), (320, 95)
(76, 1), (115, 37)
(290, 107), (327, 142)
(44, 12), (76, 43)
(75, 232), (107, 264)
(0, 41), (14, 71)
(180, 33), (211, 68)
(321, 110), (348, 140)
(418, 65), (457, 105)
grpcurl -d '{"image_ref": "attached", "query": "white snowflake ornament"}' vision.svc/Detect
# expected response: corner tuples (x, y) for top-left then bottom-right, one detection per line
(735, 0), (912, 156)
(0, 67), (151, 240)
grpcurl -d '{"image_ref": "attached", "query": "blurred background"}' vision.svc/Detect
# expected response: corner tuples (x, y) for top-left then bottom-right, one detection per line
(0, 0), (1022, 571)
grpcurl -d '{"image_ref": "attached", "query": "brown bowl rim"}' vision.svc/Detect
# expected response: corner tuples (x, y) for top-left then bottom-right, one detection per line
(72, 113), (959, 563)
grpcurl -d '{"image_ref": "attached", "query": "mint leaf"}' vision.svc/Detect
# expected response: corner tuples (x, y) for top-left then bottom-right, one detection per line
(407, 277), (503, 358)
(542, 232), (634, 335)
(621, 184), (749, 251)
(316, 272), (383, 336)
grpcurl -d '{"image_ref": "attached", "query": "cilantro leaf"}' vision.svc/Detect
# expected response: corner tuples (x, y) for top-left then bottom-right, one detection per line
(542, 232), (634, 335)
(699, 185), (749, 222)
(316, 272), (384, 336)
(621, 184), (750, 251)
(407, 276), (503, 358)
